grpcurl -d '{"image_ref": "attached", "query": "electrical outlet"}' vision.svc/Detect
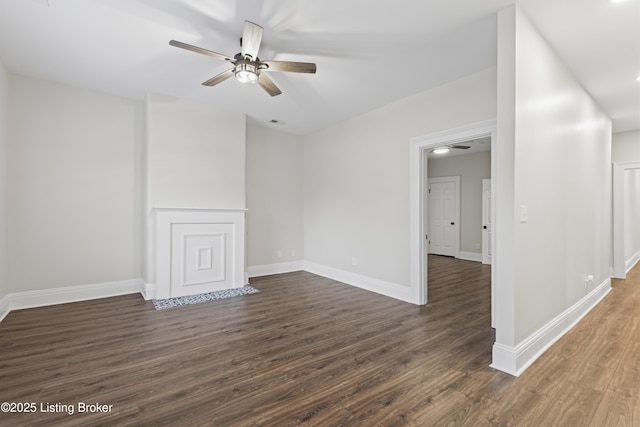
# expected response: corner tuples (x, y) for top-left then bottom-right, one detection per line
(277, 250), (283, 258)
(351, 257), (357, 266)
(291, 249), (296, 257)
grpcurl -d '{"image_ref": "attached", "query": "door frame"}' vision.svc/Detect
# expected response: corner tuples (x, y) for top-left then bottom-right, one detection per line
(409, 119), (497, 321)
(613, 160), (640, 278)
(426, 176), (461, 258)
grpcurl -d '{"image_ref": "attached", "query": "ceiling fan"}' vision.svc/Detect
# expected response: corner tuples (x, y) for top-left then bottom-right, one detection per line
(169, 21), (317, 97)
(430, 144), (471, 154)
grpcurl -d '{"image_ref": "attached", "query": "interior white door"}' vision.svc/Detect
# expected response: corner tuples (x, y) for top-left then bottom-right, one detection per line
(428, 179), (458, 257)
(482, 178), (492, 265)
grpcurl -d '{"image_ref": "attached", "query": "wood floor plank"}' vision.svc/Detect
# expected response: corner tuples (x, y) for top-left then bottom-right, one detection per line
(0, 257), (638, 426)
(591, 389), (640, 427)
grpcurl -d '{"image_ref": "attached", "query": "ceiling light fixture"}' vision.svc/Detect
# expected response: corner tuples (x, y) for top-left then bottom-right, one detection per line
(235, 62), (258, 84)
(608, 0), (628, 3)
(433, 147), (450, 154)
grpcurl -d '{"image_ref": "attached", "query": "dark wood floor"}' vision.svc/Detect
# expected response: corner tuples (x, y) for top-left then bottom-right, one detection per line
(0, 256), (638, 426)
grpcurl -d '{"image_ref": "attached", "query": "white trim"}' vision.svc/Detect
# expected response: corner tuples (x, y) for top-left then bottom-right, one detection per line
(409, 119), (497, 315)
(303, 261), (415, 304)
(0, 294), (11, 323)
(613, 161), (640, 279)
(140, 282), (156, 300)
(458, 251), (482, 262)
(7, 279), (143, 312)
(247, 261), (304, 278)
(490, 276), (611, 376)
(0, 279), (147, 323)
(153, 207), (248, 213)
(409, 131), (426, 305)
(626, 249), (640, 275)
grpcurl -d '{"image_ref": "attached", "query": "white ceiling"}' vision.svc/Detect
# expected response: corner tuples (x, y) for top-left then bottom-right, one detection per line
(0, 0), (637, 135)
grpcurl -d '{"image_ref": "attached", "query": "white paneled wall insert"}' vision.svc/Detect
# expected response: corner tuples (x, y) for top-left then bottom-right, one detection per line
(155, 209), (246, 299)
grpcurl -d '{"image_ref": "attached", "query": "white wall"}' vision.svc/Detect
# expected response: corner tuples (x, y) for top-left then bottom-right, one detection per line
(612, 130), (640, 162)
(303, 68), (496, 294)
(494, 6), (612, 374)
(427, 150), (491, 256)
(145, 94), (246, 209)
(0, 62), (8, 300)
(7, 76), (142, 292)
(246, 123), (303, 270)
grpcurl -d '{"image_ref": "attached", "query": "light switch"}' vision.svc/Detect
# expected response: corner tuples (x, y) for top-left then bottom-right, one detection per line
(520, 205), (528, 223)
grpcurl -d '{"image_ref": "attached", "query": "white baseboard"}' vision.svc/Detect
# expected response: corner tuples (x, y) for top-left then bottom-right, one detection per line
(248, 260), (417, 304)
(6, 278), (144, 313)
(247, 261), (304, 278)
(491, 276), (611, 376)
(140, 282), (156, 300)
(0, 294), (11, 323)
(458, 251), (482, 262)
(626, 249), (640, 275)
(303, 261), (415, 304)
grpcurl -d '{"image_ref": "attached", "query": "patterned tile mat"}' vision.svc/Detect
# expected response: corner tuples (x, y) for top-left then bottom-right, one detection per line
(152, 286), (260, 310)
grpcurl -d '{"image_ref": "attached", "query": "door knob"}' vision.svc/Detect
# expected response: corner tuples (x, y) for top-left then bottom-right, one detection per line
(450, 222), (455, 225)
(483, 225), (487, 229)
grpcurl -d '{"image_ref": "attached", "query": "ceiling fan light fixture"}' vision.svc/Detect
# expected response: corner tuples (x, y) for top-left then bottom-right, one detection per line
(235, 62), (258, 84)
(433, 147), (450, 154)
(170, 20), (316, 96)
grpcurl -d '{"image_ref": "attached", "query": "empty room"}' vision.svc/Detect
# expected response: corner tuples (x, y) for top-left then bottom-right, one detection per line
(0, 0), (639, 425)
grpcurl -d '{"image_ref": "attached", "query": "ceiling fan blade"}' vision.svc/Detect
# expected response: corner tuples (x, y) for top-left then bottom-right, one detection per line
(241, 21), (263, 59)
(258, 73), (282, 97)
(261, 61), (317, 74)
(451, 145), (470, 149)
(202, 69), (235, 87)
(169, 40), (234, 62)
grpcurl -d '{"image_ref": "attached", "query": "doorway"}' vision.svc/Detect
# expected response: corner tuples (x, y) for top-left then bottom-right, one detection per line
(613, 161), (640, 278)
(409, 119), (497, 326)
